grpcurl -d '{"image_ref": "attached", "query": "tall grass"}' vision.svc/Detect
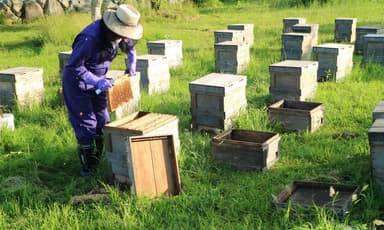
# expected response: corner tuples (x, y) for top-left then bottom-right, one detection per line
(1, 0), (384, 229)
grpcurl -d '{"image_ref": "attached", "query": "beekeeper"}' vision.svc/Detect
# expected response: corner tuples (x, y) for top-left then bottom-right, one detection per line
(62, 4), (143, 176)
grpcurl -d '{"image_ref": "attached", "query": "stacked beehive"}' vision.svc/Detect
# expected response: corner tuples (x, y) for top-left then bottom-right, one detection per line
(0, 67), (44, 108)
(189, 73), (247, 131)
(146, 40), (183, 68)
(136, 54), (170, 95)
(269, 60), (318, 102)
(281, 32), (313, 60)
(362, 34), (384, 64)
(292, 24), (319, 47)
(214, 29), (244, 44)
(368, 101), (384, 188)
(334, 18), (357, 43)
(283, 18), (306, 33)
(104, 112), (181, 196)
(227, 24), (255, 47)
(355, 26), (384, 55)
(312, 43), (354, 81)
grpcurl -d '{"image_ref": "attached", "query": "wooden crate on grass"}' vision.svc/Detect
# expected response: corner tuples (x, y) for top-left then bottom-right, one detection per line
(269, 60), (318, 102)
(214, 41), (250, 74)
(212, 129), (281, 171)
(356, 26), (384, 55)
(189, 73), (247, 131)
(0, 67), (44, 108)
(214, 29), (245, 44)
(146, 40), (183, 68)
(227, 24), (254, 47)
(136, 54), (170, 95)
(281, 32), (313, 60)
(283, 18), (306, 33)
(368, 118), (384, 188)
(334, 18), (357, 43)
(268, 99), (325, 133)
(313, 43), (354, 82)
(362, 34), (384, 64)
(104, 112), (180, 186)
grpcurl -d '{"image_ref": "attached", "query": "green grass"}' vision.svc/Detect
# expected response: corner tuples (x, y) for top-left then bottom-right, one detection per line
(1, 0), (384, 229)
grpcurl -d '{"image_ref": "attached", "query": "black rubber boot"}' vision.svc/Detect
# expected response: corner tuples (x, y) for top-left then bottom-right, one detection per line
(77, 142), (97, 177)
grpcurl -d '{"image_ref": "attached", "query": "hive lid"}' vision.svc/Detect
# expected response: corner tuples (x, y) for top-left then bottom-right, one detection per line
(0, 67), (43, 82)
(189, 73), (247, 96)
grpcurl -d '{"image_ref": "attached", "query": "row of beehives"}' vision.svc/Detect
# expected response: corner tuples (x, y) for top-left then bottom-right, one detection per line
(282, 17), (384, 65)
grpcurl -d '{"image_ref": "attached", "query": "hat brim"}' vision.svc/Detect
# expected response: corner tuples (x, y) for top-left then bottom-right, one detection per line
(103, 11), (143, 40)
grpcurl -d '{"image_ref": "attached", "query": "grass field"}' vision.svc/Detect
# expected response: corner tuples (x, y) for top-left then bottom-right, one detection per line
(1, 0), (384, 229)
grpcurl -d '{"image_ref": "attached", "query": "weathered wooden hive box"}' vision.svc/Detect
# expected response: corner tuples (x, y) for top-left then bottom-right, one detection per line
(212, 129), (281, 171)
(362, 34), (384, 64)
(334, 18), (357, 43)
(136, 54), (170, 95)
(0, 113), (14, 131)
(368, 118), (384, 188)
(312, 43), (354, 82)
(269, 60), (318, 102)
(268, 100), (325, 133)
(214, 29), (245, 44)
(189, 73), (247, 131)
(58, 50), (72, 78)
(106, 70), (141, 120)
(146, 40), (183, 68)
(283, 18), (306, 33)
(281, 32), (313, 60)
(292, 24), (319, 46)
(373, 101), (384, 122)
(214, 41), (250, 74)
(104, 112), (180, 187)
(355, 26), (384, 55)
(0, 67), (44, 108)
(227, 24), (254, 47)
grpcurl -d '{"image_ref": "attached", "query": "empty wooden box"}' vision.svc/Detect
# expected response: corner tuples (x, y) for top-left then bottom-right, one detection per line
(189, 73), (247, 131)
(356, 26), (384, 55)
(283, 17), (306, 33)
(214, 29), (245, 44)
(214, 41), (250, 74)
(106, 70), (141, 120)
(292, 24), (319, 46)
(136, 54), (170, 95)
(269, 60), (318, 102)
(362, 34), (384, 64)
(212, 129), (281, 171)
(227, 24), (254, 47)
(146, 40), (183, 68)
(281, 33), (313, 60)
(312, 43), (354, 82)
(104, 112), (180, 186)
(334, 18), (357, 43)
(268, 100), (325, 133)
(368, 118), (384, 188)
(0, 67), (44, 107)
(373, 101), (384, 122)
(58, 50), (72, 78)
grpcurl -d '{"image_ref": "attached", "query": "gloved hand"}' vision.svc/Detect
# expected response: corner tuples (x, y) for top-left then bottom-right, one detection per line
(96, 78), (113, 92)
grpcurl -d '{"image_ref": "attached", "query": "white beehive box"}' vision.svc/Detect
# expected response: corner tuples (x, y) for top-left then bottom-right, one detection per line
(356, 26), (384, 55)
(136, 54), (170, 95)
(334, 18), (357, 43)
(283, 18), (306, 33)
(292, 24), (319, 46)
(214, 29), (245, 44)
(58, 50), (72, 78)
(189, 73), (247, 131)
(104, 112), (180, 185)
(227, 24), (254, 47)
(269, 60), (318, 102)
(0, 113), (14, 131)
(214, 41), (250, 74)
(146, 40), (183, 68)
(0, 67), (44, 107)
(312, 43), (354, 81)
(362, 34), (384, 64)
(281, 32), (313, 60)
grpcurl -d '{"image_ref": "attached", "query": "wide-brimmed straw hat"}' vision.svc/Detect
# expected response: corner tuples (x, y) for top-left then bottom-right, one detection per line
(102, 4), (143, 40)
